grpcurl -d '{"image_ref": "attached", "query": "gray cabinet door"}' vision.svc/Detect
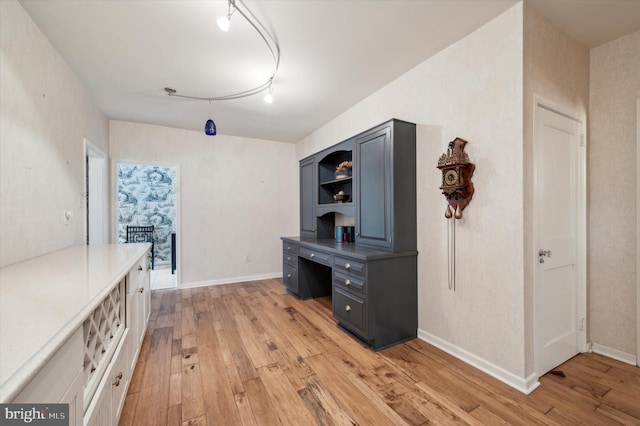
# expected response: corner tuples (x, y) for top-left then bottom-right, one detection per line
(300, 157), (316, 237)
(356, 125), (392, 249)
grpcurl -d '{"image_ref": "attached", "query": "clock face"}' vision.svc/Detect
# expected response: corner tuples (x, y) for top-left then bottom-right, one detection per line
(443, 169), (459, 186)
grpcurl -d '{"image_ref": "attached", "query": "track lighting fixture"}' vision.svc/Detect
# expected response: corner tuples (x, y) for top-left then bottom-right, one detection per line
(165, 0), (280, 135)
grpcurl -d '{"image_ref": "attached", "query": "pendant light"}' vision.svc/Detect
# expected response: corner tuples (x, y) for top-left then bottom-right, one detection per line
(205, 100), (216, 136)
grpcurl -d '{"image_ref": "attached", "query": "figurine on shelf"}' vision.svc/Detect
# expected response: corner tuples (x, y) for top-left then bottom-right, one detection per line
(333, 190), (350, 203)
(335, 160), (352, 179)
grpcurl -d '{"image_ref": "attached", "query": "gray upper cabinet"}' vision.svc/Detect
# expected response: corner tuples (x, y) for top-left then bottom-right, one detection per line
(300, 156), (316, 237)
(355, 119), (416, 252)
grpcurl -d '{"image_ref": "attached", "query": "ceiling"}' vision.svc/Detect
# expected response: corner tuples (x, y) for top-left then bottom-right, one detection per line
(19, 0), (640, 143)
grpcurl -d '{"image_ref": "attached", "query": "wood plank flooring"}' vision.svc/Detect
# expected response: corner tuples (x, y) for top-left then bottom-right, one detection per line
(119, 278), (640, 425)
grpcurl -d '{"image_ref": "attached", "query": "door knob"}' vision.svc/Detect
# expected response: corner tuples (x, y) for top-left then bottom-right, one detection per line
(538, 249), (552, 263)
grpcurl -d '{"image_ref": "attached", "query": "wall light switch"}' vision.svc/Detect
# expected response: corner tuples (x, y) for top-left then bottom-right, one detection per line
(64, 210), (73, 225)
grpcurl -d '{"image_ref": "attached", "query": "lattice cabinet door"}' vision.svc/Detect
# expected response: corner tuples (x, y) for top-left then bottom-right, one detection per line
(82, 278), (126, 409)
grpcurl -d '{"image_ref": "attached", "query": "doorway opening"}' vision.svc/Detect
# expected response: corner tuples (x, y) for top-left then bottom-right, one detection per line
(533, 100), (587, 378)
(116, 162), (178, 289)
(85, 139), (108, 245)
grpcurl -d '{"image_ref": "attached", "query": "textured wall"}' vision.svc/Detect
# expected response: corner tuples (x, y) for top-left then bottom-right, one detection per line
(589, 30), (640, 357)
(0, 1), (109, 267)
(109, 121), (298, 285)
(523, 4), (590, 375)
(298, 5), (526, 377)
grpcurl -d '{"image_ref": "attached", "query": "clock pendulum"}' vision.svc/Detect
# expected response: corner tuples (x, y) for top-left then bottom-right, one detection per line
(436, 138), (475, 291)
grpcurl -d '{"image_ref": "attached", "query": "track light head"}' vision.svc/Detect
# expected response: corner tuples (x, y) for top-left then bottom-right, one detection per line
(217, 15), (230, 32)
(217, 0), (235, 32)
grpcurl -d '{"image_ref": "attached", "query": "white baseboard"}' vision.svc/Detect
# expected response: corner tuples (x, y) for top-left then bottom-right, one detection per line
(590, 342), (637, 366)
(417, 329), (540, 395)
(180, 272), (281, 289)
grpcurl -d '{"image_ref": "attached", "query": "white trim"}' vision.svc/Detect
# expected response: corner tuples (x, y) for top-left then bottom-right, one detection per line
(180, 273), (281, 289)
(84, 139), (108, 246)
(532, 96), (588, 379)
(418, 329), (540, 394)
(636, 98), (640, 367)
(591, 342), (637, 366)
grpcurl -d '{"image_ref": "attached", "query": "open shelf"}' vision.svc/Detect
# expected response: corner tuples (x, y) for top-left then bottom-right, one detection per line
(318, 149), (352, 205)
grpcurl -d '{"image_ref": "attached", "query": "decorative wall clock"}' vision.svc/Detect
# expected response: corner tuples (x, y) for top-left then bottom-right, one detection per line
(437, 137), (475, 219)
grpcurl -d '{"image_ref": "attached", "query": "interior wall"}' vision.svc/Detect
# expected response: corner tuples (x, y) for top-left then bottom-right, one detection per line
(0, 0), (109, 268)
(522, 3), (590, 375)
(589, 30), (640, 358)
(109, 120), (298, 286)
(297, 4), (527, 379)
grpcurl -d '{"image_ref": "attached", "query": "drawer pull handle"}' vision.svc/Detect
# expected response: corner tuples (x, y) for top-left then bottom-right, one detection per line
(287, 246), (291, 250)
(345, 279), (351, 286)
(137, 265), (143, 271)
(345, 305), (351, 312)
(287, 257), (291, 261)
(310, 253), (315, 258)
(287, 274), (291, 278)
(345, 263), (351, 269)
(113, 372), (123, 387)
(138, 288), (144, 293)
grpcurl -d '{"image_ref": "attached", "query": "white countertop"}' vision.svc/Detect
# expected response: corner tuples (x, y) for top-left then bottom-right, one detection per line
(0, 243), (150, 402)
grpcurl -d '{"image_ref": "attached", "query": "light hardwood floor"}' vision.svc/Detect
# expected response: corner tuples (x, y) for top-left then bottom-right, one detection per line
(119, 278), (640, 425)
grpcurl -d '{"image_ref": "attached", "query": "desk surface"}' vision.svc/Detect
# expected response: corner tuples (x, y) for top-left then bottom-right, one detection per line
(282, 237), (418, 260)
(0, 243), (150, 401)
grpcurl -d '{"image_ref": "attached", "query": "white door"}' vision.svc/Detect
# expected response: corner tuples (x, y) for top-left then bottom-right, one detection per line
(534, 104), (584, 376)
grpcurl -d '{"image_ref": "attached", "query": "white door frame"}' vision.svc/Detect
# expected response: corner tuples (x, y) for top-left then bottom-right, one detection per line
(533, 96), (588, 378)
(84, 139), (108, 245)
(636, 98), (640, 366)
(113, 159), (181, 288)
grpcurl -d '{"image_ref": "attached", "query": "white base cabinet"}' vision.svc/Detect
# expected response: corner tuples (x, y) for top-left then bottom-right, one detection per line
(6, 245), (151, 426)
(83, 329), (130, 426)
(13, 328), (84, 425)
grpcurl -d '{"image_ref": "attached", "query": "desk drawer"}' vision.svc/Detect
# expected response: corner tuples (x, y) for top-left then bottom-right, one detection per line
(283, 242), (298, 255)
(333, 256), (365, 277)
(283, 251), (298, 267)
(333, 287), (365, 333)
(299, 246), (331, 266)
(333, 271), (365, 293)
(128, 252), (150, 288)
(283, 264), (298, 293)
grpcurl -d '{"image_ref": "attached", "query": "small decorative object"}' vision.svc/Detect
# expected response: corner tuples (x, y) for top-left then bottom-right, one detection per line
(335, 226), (344, 242)
(335, 160), (352, 179)
(333, 190), (350, 203)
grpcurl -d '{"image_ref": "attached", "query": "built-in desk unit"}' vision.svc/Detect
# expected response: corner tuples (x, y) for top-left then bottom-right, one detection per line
(282, 119), (417, 350)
